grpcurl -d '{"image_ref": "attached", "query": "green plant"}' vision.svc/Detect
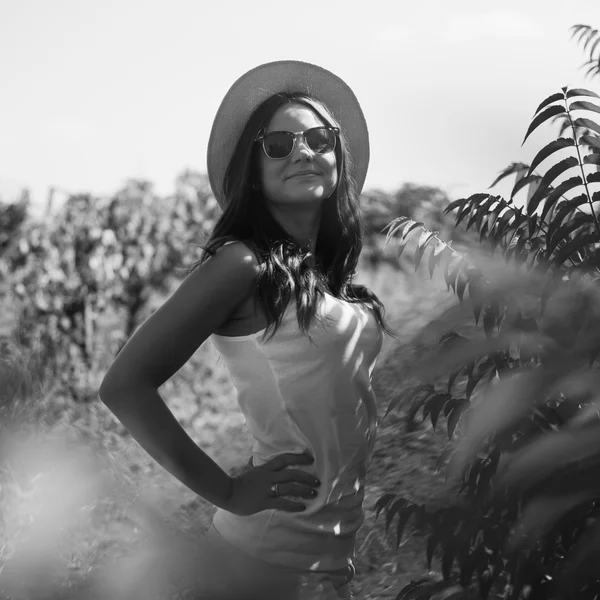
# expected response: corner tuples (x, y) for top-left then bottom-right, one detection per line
(374, 26), (600, 600)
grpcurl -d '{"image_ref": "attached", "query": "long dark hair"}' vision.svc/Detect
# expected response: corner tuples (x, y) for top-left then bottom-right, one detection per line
(187, 92), (398, 343)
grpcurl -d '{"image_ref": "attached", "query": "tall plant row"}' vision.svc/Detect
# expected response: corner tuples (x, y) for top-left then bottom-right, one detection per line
(2, 174), (221, 401)
(373, 26), (600, 600)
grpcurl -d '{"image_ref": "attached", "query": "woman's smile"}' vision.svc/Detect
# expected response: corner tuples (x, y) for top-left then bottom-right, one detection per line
(287, 171), (321, 180)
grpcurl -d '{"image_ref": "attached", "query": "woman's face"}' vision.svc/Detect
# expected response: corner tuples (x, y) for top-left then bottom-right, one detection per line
(257, 103), (338, 209)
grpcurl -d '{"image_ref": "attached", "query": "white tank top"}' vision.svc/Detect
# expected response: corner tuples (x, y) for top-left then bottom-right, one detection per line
(210, 253), (383, 572)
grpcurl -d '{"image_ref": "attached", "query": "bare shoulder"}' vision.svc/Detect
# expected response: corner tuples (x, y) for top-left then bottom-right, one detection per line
(99, 239), (262, 392)
(208, 240), (262, 273)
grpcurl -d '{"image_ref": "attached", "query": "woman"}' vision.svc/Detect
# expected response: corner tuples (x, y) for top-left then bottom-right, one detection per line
(99, 60), (398, 599)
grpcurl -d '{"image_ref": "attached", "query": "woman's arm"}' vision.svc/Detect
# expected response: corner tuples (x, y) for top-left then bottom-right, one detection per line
(98, 241), (260, 509)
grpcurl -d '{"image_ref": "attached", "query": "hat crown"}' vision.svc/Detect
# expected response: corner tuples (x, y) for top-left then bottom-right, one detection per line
(207, 60), (369, 208)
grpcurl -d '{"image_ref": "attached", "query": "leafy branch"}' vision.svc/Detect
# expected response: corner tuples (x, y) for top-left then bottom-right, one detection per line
(571, 25), (600, 80)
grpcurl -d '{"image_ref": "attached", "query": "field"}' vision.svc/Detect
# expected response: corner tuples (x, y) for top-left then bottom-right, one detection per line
(0, 255), (475, 600)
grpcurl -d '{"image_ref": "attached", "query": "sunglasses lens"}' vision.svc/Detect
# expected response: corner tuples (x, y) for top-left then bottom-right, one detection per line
(260, 127), (337, 159)
(263, 133), (293, 159)
(305, 127), (336, 154)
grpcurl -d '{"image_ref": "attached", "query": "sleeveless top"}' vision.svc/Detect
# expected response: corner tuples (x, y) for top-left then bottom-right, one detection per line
(209, 246), (384, 572)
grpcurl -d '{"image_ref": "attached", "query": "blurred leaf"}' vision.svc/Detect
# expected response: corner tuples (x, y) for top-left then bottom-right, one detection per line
(383, 216), (412, 246)
(444, 254), (462, 292)
(459, 543), (486, 587)
(556, 518), (600, 595)
(569, 100), (600, 116)
(511, 174), (542, 200)
(566, 88), (600, 99)
(507, 491), (595, 552)
(428, 240), (447, 278)
(386, 498), (408, 534)
(522, 105), (566, 145)
(482, 302), (499, 338)
(441, 544), (456, 581)
(492, 208), (516, 242)
(446, 399), (468, 439)
(426, 533), (441, 570)
(447, 368), (564, 482)
(373, 493), (396, 520)
(574, 117), (600, 137)
(466, 357), (495, 401)
(415, 231), (437, 272)
(489, 163), (529, 189)
(456, 268), (469, 304)
(579, 134), (600, 149)
(396, 503), (420, 548)
(444, 198), (467, 215)
(496, 423), (600, 492)
(583, 153), (600, 165)
(424, 393), (452, 430)
(468, 277), (485, 325)
(388, 383), (436, 420)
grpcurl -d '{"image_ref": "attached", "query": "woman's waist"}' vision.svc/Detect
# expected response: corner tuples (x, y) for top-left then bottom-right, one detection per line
(213, 503), (365, 550)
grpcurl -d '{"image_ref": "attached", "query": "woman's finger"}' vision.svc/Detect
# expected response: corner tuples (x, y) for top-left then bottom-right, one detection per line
(271, 498), (307, 512)
(273, 469), (320, 487)
(267, 453), (313, 471)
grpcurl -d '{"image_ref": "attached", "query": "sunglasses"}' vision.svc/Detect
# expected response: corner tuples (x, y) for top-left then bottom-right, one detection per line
(255, 126), (339, 160)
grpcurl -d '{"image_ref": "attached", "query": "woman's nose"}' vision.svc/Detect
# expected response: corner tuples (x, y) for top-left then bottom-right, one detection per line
(292, 134), (313, 160)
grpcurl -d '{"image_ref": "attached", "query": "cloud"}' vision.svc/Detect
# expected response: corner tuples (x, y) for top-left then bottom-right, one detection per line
(443, 11), (545, 44)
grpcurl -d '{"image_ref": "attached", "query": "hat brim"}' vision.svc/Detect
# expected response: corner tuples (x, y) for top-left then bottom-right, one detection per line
(207, 60), (369, 208)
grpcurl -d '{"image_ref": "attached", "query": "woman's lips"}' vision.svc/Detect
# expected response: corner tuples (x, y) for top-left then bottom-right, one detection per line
(287, 171), (320, 179)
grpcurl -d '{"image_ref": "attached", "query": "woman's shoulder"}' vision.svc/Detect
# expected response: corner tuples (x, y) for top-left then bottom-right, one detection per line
(214, 238), (263, 268)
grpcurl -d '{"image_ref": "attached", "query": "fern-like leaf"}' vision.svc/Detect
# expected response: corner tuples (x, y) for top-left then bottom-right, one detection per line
(545, 194), (589, 244)
(567, 88), (600, 100)
(527, 138), (575, 177)
(527, 157), (579, 215)
(414, 230), (437, 272)
(580, 134), (600, 150)
(522, 104), (566, 145)
(373, 493), (395, 520)
(428, 239), (448, 279)
(545, 212), (596, 258)
(532, 93), (565, 117)
(511, 173), (543, 200)
(552, 232), (599, 266)
(573, 117), (600, 138)
(569, 100), (600, 116)
(489, 162), (530, 189)
(539, 176), (584, 227)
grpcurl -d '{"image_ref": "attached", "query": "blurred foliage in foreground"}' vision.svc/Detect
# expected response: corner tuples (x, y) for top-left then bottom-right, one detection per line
(374, 23), (600, 600)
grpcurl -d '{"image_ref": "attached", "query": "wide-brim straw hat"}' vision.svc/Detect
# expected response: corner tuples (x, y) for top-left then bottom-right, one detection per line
(207, 60), (370, 209)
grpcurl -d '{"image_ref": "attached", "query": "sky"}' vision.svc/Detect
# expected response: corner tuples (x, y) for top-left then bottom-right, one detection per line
(1, 0), (599, 218)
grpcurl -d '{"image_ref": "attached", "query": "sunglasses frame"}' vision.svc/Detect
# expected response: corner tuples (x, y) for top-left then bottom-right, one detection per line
(255, 126), (340, 160)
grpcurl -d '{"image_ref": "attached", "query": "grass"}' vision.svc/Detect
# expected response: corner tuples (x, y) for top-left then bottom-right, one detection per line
(0, 255), (473, 600)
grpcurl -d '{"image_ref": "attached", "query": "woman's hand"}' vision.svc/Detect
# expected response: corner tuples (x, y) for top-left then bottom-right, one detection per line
(225, 453), (321, 516)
